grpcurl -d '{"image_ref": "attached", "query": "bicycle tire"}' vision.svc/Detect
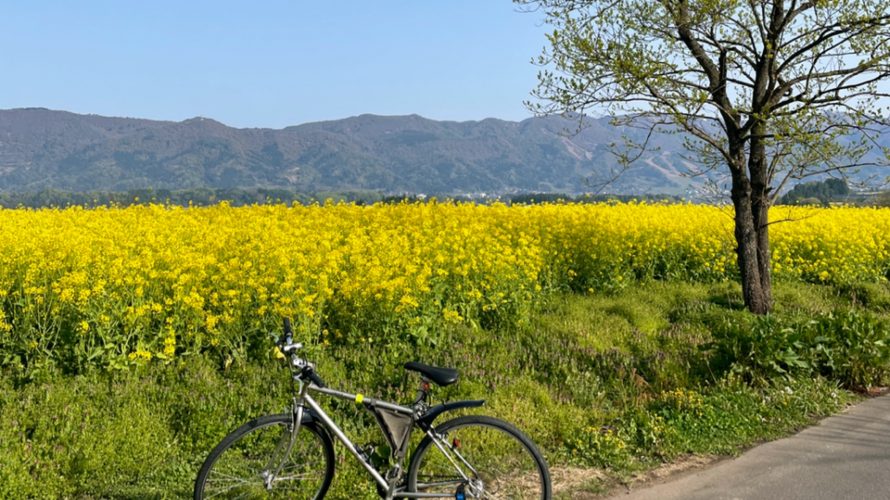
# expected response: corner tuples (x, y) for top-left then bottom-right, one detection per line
(406, 415), (552, 499)
(194, 413), (335, 499)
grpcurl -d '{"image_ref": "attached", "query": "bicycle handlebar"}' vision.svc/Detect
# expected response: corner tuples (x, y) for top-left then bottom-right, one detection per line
(304, 367), (326, 388)
(283, 318), (294, 343)
(283, 317), (293, 335)
(277, 318), (301, 352)
(277, 317), (325, 387)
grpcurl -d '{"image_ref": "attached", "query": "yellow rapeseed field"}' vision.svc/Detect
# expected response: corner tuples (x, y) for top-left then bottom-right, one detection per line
(0, 202), (887, 371)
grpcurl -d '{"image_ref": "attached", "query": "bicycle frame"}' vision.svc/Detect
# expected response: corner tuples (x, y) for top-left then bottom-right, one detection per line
(285, 380), (475, 499)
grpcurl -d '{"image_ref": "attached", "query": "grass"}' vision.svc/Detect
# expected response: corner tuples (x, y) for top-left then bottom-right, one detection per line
(1, 280), (888, 498)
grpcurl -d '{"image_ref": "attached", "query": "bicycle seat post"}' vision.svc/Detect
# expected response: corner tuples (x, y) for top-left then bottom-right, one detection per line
(412, 377), (431, 409)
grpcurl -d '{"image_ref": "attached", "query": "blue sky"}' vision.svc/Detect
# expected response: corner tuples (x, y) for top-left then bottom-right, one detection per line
(1, 1), (549, 128)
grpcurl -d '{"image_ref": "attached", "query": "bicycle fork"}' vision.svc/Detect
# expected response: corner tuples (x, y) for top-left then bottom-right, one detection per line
(262, 387), (310, 489)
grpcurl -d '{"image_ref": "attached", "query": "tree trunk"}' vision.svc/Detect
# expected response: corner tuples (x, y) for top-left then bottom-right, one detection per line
(730, 120), (772, 314)
(732, 178), (771, 314)
(748, 122), (773, 313)
(750, 172), (772, 312)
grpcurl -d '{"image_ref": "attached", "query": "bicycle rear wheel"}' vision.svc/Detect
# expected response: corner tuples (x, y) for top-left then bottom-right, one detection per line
(194, 413), (334, 499)
(407, 415), (551, 499)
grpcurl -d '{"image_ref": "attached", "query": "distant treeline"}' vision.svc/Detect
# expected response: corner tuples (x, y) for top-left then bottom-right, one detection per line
(0, 188), (383, 208)
(505, 192), (682, 204)
(1, 184), (887, 208)
(778, 178), (851, 205)
(0, 188), (684, 208)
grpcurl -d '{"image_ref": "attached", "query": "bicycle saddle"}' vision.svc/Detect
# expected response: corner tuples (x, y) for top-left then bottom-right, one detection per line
(404, 361), (459, 386)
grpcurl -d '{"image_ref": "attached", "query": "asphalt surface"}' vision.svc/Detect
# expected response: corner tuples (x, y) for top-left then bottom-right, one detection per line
(606, 393), (890, 500)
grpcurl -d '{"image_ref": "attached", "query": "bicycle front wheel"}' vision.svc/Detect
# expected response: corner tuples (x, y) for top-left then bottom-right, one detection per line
(407, 415), (551, 499)
(194, 413), (335, 499)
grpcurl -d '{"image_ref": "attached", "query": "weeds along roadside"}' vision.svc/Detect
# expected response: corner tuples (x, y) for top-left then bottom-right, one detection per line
(2, 281), (887, 498)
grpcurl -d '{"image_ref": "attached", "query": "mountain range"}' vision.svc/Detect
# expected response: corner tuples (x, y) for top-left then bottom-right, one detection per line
(0, 108), (884, 196)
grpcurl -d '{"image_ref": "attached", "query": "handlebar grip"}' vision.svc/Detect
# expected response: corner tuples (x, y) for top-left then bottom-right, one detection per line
(305, 368), (326, 388)
(283, 318), (293, 336)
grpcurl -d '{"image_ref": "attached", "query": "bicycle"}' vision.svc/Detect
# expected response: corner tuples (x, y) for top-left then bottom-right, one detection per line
(194, 318), (552, 499)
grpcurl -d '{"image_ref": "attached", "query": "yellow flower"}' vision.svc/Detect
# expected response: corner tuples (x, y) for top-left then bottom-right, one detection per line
(128, 350), (152, 362)
(442, 308), (463, 323)
(0, 201), (886, 369)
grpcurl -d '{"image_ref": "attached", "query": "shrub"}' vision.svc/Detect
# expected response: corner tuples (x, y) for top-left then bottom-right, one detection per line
(706, 309), (890, 389)
(809, 310), (890, 389)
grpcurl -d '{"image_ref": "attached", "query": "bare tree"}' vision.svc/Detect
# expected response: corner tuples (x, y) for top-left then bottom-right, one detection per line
(518, 0), (890, 313)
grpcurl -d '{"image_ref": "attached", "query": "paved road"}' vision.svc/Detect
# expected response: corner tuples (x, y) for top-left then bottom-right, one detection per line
(606, 394), (890, 500)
